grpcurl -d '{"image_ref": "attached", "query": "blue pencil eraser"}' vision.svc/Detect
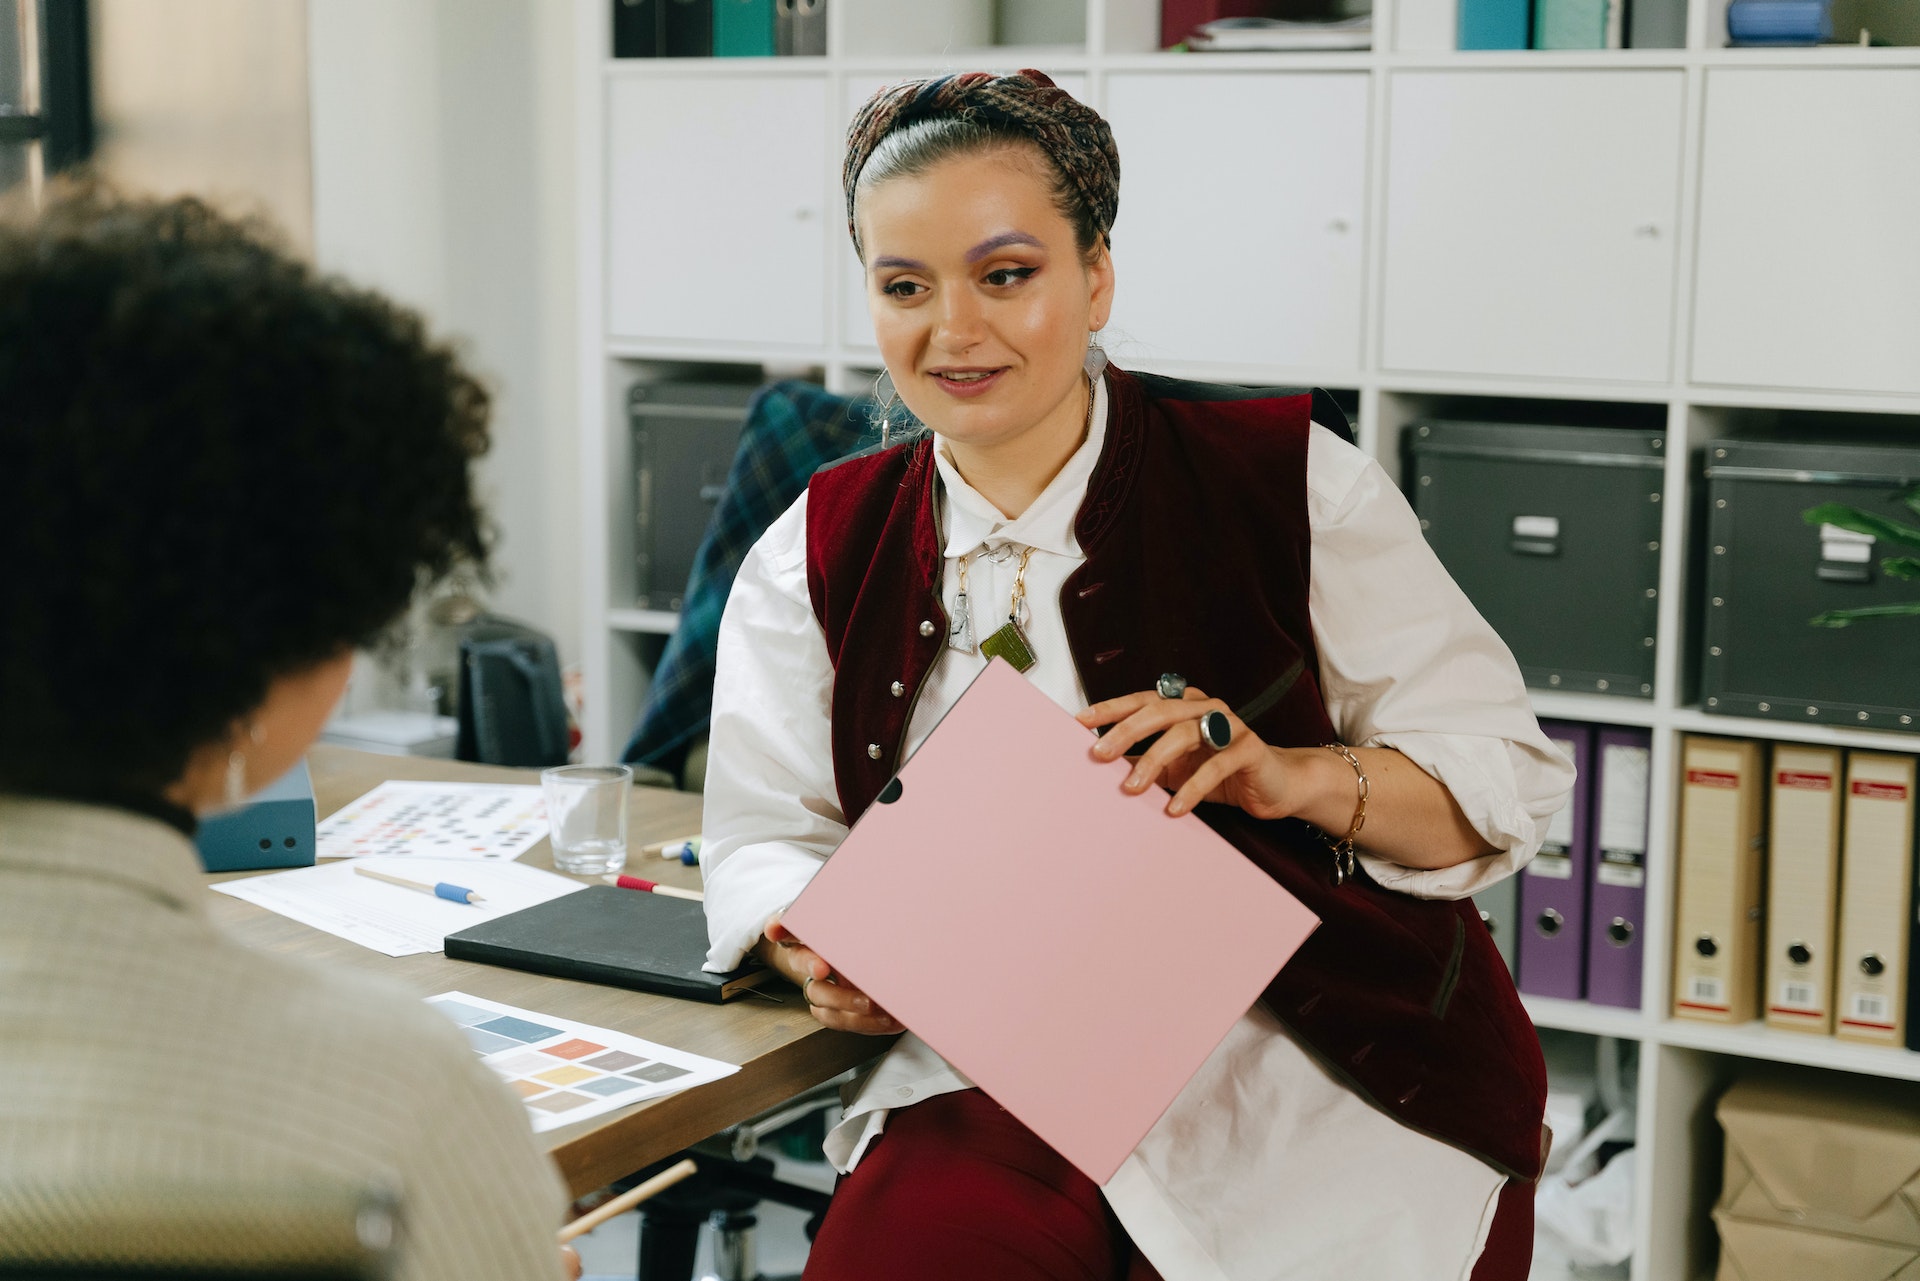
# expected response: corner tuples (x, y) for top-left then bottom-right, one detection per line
(195, 759), (317, 873)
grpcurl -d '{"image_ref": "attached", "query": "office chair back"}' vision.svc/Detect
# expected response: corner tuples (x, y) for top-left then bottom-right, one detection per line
(456, 615), (572, 768)
(0, 1179), (397, 1281)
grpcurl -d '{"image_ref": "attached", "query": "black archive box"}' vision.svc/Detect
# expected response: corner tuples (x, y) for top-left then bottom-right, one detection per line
(629, 381), (757, 611)
(1408, 421), (1665, 697)
(1701, 438), (1920, 731)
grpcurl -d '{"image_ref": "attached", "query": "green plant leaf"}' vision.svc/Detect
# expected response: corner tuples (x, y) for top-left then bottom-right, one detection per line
(1886, 557), (1920, 581)
(1810, 601), (1920, 627)
(1801, 502), (1920, 553)
(1901, 484), (1920, 522)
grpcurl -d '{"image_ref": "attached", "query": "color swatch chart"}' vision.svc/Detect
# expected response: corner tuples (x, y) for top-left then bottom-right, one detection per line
(318, 781), (548, 861)
(425, 992), (737, 1133)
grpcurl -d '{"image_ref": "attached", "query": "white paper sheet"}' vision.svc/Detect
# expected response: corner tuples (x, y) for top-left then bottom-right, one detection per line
(211, 856), (587, 956)
(316, 780), (549, 861)
(424, 991), (739, 1133)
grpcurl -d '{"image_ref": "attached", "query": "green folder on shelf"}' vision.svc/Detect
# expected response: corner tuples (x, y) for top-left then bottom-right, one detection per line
(714, 0), (775, 56)
(1534, 0), (1616, 48)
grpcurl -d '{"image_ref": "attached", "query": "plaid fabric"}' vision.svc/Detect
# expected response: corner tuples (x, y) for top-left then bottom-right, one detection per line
(622, 381), (880, 778)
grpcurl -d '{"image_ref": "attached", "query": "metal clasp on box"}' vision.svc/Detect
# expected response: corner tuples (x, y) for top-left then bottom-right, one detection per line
(1510, 514), (1560, 558)
(1817, 523), (1874, 584)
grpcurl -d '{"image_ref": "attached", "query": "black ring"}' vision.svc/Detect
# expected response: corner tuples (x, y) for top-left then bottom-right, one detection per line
(1199, 710), (1232, 751)
(1157, 672), (1187, 700)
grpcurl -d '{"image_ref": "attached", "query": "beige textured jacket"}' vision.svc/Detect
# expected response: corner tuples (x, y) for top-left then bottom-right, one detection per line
(0, 797), (568, 1281)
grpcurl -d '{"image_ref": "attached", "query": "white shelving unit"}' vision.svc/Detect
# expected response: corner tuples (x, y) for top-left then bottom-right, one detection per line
(572, 3), (1920, 1276)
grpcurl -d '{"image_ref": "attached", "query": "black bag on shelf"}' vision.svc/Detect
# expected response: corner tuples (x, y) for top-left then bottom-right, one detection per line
(1407, 420), (1666, 697)
(1701, 437), (1920, 731)
(630, 381), (758, 611)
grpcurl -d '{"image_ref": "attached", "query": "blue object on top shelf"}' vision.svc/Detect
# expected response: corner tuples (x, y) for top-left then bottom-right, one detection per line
(1726, 0), (1832, 44)
(1458, 0), (1531, 49)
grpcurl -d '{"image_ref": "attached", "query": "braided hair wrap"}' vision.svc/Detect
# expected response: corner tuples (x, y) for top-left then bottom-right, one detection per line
(843, 70), (1120, 252)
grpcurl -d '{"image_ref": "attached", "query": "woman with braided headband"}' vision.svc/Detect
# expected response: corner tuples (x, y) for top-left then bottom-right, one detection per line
(700, 71), (1572, 1280)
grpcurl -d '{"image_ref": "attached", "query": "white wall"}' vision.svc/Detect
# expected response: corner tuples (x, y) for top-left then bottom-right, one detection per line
(90, 0), (314, 252)
(308, 0), (580, 687)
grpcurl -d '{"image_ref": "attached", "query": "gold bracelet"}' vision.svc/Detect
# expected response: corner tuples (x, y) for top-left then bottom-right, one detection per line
(1322, 743), (1369, 886)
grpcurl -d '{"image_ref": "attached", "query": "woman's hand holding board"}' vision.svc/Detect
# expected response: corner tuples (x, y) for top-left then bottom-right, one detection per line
(758, 915), (905, 1036)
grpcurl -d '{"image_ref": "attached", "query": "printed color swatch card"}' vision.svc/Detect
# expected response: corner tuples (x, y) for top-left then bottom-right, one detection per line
(782, 659), (1320, 1185)
(424, 991), (738, 1133)
(317, 781), (549, 861)
(212, 856), (586, 956)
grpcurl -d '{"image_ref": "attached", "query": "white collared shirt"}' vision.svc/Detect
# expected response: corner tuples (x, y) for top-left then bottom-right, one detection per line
(700, 373), (1574, 1281)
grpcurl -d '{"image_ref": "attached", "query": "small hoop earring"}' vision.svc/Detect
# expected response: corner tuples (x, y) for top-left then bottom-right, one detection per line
(224, 749), (249, 807)
(224, 722), (265, 807)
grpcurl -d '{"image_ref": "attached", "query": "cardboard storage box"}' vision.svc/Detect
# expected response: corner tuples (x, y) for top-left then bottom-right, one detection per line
(1407, 421), (1664, 697)
(1714, 1075), (1920, 1280)
(1701, 438), (1920, 732)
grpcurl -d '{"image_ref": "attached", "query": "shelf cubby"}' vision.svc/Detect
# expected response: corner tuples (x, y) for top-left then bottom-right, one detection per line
(569, 5), (1920, 1275)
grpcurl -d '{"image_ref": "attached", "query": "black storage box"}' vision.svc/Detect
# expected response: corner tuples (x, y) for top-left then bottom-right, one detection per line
(629, 381), (758, 611)
(1701, 438), (1920, 731)
(1407, 421), (1666, 697)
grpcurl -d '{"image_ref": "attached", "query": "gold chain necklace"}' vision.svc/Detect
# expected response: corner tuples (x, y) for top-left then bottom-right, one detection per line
(951, 544), (1039, 672)
(943, 377), (1093, 675)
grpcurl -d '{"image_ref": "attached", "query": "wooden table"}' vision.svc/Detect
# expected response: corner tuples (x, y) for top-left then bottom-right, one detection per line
(204, 745), (877, 1197)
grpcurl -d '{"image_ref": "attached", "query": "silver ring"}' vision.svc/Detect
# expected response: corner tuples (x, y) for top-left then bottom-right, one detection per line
(1199, 710), (1232, 751)
(803, 976), (816, 1005)
(1157, 672), (1187, 700)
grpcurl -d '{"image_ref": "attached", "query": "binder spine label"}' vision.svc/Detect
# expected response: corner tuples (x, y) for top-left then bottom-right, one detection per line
(1845, 990), (1896, 1030)
(1596, 743), (1650, 889)
(1683, 975), (1727, 1011)
(1772, 980), (1822, 1014)
(1528, 850), (1574, 879)
(1687, 769), (1741, 789)
(1596, 853), (1644, 888)
(1834, 751), (1915, 1045)
(1765, 748), (1839, 1032)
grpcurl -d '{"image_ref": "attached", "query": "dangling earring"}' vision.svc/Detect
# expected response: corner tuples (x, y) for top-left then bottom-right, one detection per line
(224, 723), (265, 807)
(1084, 332), (1108, 377)
(869, 368), (916, 445)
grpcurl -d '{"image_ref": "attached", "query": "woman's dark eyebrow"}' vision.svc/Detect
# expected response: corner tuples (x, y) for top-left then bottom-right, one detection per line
(870, 254), (928, 270)
(966, 231), (1042, 262)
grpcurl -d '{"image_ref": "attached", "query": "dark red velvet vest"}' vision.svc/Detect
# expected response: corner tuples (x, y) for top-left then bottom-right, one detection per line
(804, 364), (1547, 1182)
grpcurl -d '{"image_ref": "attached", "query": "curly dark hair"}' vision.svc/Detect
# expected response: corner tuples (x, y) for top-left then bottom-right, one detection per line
(0, 185), (491, 801)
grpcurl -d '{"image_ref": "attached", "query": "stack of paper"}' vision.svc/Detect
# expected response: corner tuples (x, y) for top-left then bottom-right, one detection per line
(1188, 15), (1373, 50)
(212, 856), (586, 957)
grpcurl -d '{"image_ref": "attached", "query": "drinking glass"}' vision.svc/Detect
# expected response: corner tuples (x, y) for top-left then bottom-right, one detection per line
(541, 764), (632, 875)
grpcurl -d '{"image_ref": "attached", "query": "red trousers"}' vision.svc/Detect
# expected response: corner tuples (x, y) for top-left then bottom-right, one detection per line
(803, 1090), (1534, 1281)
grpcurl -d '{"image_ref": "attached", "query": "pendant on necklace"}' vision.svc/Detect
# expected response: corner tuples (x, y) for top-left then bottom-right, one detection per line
(947, 591), (976, 654)
(979, 616), (1037, 673)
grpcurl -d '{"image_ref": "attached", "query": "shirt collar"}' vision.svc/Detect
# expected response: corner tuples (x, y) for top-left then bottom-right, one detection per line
(0, 795), (211, 915)
(932, 372), (1108, 561)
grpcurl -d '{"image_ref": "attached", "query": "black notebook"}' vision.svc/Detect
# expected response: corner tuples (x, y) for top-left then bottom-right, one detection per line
(444, 886), (774, 1003)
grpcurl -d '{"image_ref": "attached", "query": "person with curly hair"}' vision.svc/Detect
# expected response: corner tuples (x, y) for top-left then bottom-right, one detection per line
(0, 188), (572, 1281)
(698, 72), (1576, 1279)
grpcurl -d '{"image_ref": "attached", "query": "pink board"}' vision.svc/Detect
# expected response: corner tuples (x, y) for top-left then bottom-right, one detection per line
(780, 658), (1319, 1184)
